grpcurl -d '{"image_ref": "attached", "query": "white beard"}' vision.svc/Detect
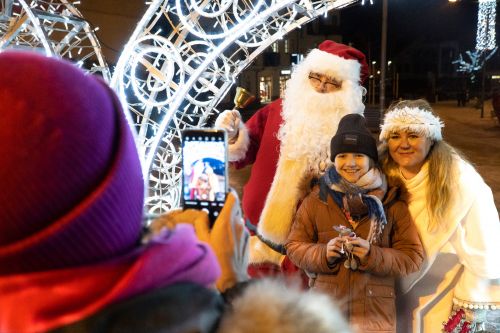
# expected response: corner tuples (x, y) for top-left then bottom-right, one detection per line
(252, 57), (367, 256)
(278, 71), (365, 174)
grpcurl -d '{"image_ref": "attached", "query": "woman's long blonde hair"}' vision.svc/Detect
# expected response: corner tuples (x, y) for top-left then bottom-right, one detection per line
(379, 99), (464, 232)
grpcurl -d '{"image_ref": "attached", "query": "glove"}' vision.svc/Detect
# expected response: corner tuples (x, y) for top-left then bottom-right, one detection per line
(215, 110), (241, 143)
(150, 190), (249, 292)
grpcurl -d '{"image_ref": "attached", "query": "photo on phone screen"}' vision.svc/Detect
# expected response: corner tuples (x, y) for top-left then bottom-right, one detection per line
(181, 129), (227, 225)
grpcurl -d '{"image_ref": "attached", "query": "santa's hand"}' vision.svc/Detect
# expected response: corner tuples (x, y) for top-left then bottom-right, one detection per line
(215, 110), (241, 143)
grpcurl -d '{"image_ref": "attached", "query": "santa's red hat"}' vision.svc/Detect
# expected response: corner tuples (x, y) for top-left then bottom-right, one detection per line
(300, 40), (369, 85)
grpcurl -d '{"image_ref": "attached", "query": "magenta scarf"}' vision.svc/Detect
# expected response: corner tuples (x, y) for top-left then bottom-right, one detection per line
(0, 224), (220, 333)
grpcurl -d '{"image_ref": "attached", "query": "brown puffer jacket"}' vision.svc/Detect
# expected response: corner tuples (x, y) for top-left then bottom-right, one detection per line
(286, 186), (424, 333)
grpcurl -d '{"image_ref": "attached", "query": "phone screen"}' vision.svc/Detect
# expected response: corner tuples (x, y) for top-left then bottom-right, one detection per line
(181, 129), (227, 225)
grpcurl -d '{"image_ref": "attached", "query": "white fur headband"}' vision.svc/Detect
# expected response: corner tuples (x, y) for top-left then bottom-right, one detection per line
(379, 106), (444, 141)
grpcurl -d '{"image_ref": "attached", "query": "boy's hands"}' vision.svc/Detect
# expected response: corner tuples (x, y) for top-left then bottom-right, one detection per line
(326, 235), (371, 265)
(326, 236), (345, 261)
(347, 236), (371, 264)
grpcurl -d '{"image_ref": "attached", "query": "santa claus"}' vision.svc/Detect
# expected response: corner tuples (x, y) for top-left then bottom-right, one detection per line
(216, 40), (369, 275)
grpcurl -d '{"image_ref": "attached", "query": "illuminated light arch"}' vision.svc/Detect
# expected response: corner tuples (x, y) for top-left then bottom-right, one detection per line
(111, 0), (357, 214)
(0, 0), (110, 81)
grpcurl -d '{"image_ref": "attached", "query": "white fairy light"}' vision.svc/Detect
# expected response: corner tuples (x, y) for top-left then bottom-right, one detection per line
(476, 0), (496, 51)
(112, 0), (358, 214)
(454, 0), (497, 79)
(0, 0), (110, 81)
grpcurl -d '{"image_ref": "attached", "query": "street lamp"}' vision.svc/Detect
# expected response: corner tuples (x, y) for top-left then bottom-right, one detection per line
(380, 0), (388, 114)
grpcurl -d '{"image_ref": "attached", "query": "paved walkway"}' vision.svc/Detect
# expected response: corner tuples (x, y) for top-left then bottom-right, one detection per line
(228, 100), (500, 212)
(432, 100), (500, 211)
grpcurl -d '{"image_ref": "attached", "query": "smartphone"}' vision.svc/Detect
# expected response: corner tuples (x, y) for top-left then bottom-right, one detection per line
(181, 128), (228, 226)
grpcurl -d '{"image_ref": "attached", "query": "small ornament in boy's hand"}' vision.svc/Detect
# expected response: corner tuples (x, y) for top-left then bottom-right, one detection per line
(333, 225), (353, 254)
(333, 225), (354, 237)
(333, 225), (358, 270)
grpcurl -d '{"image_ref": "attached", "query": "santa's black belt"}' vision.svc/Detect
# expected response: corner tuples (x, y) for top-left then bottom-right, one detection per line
(245, 219), (287, 255)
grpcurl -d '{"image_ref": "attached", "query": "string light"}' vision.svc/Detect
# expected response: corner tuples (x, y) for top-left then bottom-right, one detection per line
(0, 0), (110, 81)
(454, 0), (497, 79)
(476, 0), (496, 51)
(111, 0), (357, 214)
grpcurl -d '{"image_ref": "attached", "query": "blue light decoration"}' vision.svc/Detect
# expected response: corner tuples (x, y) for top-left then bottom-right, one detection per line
(0, 0), (110, 81)
(111, 0), (358, 215)
(453, 0), (497, 80)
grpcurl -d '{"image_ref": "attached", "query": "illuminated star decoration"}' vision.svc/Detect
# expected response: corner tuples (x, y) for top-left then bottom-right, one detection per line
(453, 0), (497, 81)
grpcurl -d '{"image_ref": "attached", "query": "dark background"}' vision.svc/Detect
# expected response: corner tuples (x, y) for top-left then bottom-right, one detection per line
(341, 0), (479, 59)
(79, 0), (498, 103)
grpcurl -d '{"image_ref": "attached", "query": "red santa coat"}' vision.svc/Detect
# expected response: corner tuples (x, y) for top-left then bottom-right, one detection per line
(231, 99), (283, 229)
(230, 98), (306, 277)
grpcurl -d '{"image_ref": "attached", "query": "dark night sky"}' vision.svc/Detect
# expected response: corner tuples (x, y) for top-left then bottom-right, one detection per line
(339, 0), (481, 61)
(83, 0), (487, 66)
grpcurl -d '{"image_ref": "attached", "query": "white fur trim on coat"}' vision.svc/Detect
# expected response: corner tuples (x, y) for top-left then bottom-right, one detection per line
(228, 122), (250, 162)
(379, 107), (444, 142)
(248, 235), (285, 265)
(300, 48), (361, 83)
(257, 157), (309, 245)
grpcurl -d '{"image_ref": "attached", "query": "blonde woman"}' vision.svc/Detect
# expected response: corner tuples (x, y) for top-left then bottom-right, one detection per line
(379, 99), (500, 332)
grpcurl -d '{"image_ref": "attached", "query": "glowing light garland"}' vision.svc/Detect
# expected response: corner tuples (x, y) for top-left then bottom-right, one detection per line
(453, 0), (497, 79)
(111, 0), (357, 214)
(476, 0), (496, 51)
(0, 0), (110, 81)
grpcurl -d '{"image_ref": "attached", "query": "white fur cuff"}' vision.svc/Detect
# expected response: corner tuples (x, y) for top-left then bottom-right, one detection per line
(301, 48), (361, 83)
(228, 122), (250, 162)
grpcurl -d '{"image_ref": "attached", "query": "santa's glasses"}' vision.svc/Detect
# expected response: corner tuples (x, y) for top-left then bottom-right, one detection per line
(308, 72), (342, 90)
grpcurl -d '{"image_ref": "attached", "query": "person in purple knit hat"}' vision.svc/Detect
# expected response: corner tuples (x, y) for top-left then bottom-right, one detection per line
(0, 51), (227, 333)
(0, 50), (358, 333)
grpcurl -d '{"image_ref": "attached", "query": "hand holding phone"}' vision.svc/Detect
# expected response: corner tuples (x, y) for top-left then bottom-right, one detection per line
(181, 129), (228, 226)
(149, 191), (249, 291)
